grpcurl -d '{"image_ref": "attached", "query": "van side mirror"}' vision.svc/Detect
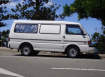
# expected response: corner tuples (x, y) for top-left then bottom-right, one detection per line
(82, 32), (87, 35)
(82, 32), (87, 38)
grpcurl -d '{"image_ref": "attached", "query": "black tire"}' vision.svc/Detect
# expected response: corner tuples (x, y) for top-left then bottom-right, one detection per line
(21, 45), (33, 56)
(67, 47), (79, 58)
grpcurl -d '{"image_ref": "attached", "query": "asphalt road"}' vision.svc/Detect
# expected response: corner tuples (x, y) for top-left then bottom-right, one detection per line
(0, 47), (105, 77)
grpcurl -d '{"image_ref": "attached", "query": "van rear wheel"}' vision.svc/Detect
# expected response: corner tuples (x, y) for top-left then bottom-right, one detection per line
(67, 47), (79, 58)
(21, 45), (33, 56)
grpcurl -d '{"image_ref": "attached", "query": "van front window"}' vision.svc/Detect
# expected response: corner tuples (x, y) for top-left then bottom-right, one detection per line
(66, 24), (83, 35)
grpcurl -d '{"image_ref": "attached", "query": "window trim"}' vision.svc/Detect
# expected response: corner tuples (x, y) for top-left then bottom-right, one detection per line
(14, 23), (38, 33)
(39, 24), (61, 34)
(66, 24), (84, 35)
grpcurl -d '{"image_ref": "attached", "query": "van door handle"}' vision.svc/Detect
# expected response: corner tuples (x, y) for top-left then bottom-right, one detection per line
(63, 36), (65, 39)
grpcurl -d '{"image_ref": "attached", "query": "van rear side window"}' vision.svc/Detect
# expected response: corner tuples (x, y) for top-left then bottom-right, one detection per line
(40, 24), (61, 34)
(14, 24), (38, 33)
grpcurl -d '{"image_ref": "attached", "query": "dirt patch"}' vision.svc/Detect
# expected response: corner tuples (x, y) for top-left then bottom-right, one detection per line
(0, 47), (19, 56)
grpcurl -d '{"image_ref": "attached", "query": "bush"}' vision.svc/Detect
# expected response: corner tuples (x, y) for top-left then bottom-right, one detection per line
(0, 40), (2, 47)
(93, 35), (105, 53)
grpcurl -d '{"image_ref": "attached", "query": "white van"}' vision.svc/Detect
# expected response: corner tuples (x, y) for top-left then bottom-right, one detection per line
(8, 20), (97, 58)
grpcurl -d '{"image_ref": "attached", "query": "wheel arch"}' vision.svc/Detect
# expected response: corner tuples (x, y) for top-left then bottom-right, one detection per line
(65, 44), (80, 53)
(18, 42), (33, 52)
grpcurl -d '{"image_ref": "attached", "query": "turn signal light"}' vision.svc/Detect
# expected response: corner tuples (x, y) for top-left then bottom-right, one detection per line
(88, 41), (91, 45)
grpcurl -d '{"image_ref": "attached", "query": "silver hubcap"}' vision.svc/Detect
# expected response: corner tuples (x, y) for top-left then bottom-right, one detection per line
(23, 47), (30, 55)
(69, 48), (77, 57)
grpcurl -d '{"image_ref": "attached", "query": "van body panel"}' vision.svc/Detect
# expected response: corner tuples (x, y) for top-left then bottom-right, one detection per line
(8, 20), (97, 54)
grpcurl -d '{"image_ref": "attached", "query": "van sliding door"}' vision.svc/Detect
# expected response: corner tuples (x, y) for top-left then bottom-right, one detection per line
(35, 24), (64, 52)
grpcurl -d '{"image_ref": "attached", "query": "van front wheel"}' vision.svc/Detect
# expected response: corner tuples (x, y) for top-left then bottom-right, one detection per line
(67, 47), (79, 58)
(21, 45), (33, 56)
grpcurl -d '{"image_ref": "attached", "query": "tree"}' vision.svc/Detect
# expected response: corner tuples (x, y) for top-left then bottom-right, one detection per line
(92, 33), (105, 52)
(0, 21), (5, 27)
(0, 0), (59, 27)
(9, 0), (59, 20)
(0, 4), (6, 27)
(92, 32), (100, 42)
(0, 29), (9, 47)
(0, 0), (9, 5)
(63, 0), (105, 52)
(63, 0), (105, 26)
(0, 0), (10, 27)
(92, 31), (105, 52)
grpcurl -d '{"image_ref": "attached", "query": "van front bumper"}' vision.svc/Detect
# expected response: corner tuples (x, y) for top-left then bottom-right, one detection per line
(81, 47), (98, 54)
(86, 47), (98, 54)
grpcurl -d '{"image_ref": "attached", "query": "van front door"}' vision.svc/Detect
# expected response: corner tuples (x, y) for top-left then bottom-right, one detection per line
(64, 24), (88, 47)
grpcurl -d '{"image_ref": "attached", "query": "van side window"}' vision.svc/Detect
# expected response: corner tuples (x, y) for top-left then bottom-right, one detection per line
(40, 24), (60, 34)
(66, 24), (83, 35)
(14, 24), (38, 33)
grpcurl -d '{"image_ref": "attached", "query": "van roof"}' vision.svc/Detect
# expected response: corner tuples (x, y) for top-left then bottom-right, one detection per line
(14, 20), (81, 25)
